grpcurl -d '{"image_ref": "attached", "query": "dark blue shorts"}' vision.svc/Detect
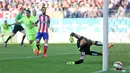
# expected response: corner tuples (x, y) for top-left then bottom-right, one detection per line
(36, 32), (49, 40)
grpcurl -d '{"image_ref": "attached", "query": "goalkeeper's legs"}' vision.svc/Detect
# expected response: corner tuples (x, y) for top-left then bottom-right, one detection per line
(87, 51), (102, 56)
(108, 44), (114, 49)
(94, 41), (114, 49)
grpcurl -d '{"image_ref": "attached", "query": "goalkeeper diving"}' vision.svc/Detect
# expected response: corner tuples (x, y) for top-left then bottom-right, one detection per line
(67, 32), (114, 64)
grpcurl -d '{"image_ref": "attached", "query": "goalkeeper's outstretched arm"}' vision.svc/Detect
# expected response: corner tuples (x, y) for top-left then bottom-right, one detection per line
(70, 32), (82, 39)
(74, 52), (85, 64)
(67, 51), (85, 65)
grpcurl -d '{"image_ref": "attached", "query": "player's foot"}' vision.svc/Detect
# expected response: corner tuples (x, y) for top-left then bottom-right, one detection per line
(35, 50), (39, 56)
(43, 54), (47, 57)
(20, 43), (25, 47)
(33, 50), (36, 53)
(108, 44), (114, 49)
(4, 42), (7, 48)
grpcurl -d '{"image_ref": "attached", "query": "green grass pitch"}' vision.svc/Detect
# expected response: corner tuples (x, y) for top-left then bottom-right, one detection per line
(0, 44), (129, 73)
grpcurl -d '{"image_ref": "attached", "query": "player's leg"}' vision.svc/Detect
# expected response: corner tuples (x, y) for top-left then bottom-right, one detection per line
(43, 33), (49, 57)
(19, 26), (26, 46)
(4, 27), (17, 47)
(29, 40), (38, 55)
(6, 30), (13, 44)
(35, 32), (42, 55)
(93, 41), (114, 49)
(108, 44), (114, 48)
(27, 34), (38, 55)
(84, 46), (102, 56)
(2, 34), (4, 42)
(93, 41), (103, 46)
(8, 31), (13, 44)
(87, 51), (102, 56)
(1, 31), (5, 43)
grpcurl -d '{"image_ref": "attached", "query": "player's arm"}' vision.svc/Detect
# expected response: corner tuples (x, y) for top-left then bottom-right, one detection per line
(8, 23), (15, 26)
(47, 19), (50, 28)
(67, 51), (85, 65)
(75, 52), (85, 64)
(14, 19), (23, 25)
(30, 20), (39, 29)
(11, 17), (23, 25)
(47, 16), (50, 28)
(70, 32), (82, 39)
(34, 20), (39, 25)
(30, 16), (40, 28)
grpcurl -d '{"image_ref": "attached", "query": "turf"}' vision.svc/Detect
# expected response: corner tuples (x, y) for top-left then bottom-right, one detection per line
(0, 44), (129, 73)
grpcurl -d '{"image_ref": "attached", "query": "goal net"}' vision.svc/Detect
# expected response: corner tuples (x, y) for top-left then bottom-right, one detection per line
(108, 12), (130, 72)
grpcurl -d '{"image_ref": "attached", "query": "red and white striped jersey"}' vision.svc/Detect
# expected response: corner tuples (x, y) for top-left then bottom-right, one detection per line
(37, 14), (50, 33)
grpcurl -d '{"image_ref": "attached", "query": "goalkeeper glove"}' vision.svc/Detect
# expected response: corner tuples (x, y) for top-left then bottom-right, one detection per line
(69, 36), (74, 43)
(66, 61), (75, 65)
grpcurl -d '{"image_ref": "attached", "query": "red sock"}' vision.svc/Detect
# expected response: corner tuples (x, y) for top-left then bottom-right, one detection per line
(44, 46), (48, 54)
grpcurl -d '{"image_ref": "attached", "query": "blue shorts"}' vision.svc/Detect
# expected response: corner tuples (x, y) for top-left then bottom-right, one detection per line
(36, 32), (49, 40)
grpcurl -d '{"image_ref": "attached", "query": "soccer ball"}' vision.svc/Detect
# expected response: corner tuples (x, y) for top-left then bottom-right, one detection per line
(113, 61), (123, 70)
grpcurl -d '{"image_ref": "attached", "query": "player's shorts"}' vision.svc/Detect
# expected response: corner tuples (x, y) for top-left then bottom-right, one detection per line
(27, 33), (36, 41)
(36, 32), (49, 40)
(12, 25), (24, 34)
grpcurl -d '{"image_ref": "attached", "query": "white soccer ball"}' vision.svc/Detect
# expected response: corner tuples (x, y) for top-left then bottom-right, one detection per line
(113, 61), (123, 70)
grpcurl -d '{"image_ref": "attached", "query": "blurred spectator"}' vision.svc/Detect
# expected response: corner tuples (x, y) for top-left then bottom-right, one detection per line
(55, 2), (63, 11)
(0, 0), (130, 18)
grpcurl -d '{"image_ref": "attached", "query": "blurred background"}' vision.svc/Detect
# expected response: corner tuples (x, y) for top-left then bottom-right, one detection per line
(0, 0), (130, 18)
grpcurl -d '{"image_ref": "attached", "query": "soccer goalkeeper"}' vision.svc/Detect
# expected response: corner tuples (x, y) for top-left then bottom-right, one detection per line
(67, 32), (114, 65)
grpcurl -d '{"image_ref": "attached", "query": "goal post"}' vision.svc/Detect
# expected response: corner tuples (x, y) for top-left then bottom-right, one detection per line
(102, 0), (109, 71)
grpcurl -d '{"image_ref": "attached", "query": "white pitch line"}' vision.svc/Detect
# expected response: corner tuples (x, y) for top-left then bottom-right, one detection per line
(0, 53), (78, 61)
(0, 56), (41, 60)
